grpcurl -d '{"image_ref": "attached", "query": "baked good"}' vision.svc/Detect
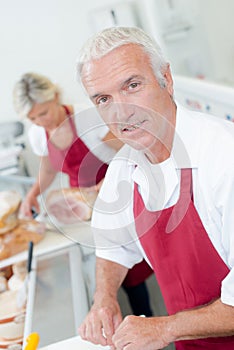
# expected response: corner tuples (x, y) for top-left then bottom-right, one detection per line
(0, 290), (25, 341)
(0, 275), (7, 293)
(0, 191), (21, 234)
(8, 262), (27, 291)
(0, 219), (45, 260)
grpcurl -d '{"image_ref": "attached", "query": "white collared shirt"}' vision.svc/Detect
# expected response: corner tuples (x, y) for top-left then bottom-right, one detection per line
(92, 103), (234, 306)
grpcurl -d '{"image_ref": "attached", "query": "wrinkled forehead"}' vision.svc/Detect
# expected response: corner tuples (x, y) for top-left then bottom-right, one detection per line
(81, 44), (151, 92)
(81, 43), (147, 76)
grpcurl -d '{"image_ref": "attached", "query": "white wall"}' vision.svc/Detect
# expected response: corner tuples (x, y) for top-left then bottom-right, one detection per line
(197, 0), (234, 85)
(0, 0), (139, 177)
(1, 0), (233, 125)
(136, 0), (234, 85)
(0, 0), (138, 123)
(1, 0), (234, 121)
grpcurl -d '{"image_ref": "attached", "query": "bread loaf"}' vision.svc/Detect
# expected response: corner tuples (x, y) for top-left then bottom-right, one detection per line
(0, 219), (45, 260)
(0, 191), (21, 234)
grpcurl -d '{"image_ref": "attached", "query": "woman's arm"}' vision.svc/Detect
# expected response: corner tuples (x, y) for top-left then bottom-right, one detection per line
(20, 156), (57, 217)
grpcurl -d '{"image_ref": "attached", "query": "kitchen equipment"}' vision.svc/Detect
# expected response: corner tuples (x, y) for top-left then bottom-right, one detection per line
(0, 121), (26, 177)
(17, 241), (33, 309)
(24, 332), (40, 350)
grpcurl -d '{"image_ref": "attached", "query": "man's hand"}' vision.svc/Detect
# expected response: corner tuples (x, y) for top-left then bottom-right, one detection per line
(112, 315), (172, 350)
(112, 299), (234, 349)
(78, 258), (129, 347)
(78, 294), (122, 347)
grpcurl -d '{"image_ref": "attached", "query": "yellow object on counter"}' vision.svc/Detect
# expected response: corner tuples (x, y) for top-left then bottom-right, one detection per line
(24, 332), (40, 350)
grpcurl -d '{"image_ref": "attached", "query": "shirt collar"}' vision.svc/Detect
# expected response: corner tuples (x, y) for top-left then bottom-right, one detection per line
(120, 103), (200, 209)
(173, 103), (200, 168)
(132, 154), (179, 210)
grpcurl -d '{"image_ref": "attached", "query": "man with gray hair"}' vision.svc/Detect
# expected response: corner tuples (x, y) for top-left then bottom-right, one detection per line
(77, 26), (234, 349)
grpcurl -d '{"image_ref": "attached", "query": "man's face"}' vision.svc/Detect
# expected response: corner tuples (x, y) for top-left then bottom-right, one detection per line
(81, 44), (176, 163)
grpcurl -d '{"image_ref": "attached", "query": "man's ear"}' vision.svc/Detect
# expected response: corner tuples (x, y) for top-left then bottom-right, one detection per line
(164, 64), (174, 96)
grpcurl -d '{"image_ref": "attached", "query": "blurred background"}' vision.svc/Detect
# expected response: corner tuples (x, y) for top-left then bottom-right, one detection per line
(0, 0), (233, 178)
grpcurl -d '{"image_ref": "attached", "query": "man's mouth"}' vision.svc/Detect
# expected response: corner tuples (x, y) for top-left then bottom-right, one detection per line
(121, 120), (145, 132)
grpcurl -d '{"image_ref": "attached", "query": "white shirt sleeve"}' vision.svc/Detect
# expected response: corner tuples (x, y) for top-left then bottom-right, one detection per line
(216, 164), (234, 306)
(28, 124), (48, 156)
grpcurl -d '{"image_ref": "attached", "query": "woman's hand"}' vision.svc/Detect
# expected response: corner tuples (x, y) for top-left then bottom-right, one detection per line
(19, 155), (57, 219)
(19, 193), (40, 219)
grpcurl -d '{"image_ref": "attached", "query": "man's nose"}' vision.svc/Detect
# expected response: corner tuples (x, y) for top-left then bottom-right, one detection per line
(111, 100), (135, 122)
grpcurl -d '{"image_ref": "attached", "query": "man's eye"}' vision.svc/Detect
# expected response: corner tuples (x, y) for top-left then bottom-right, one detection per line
(128, 82), (141, 90)
(97, 96), (108, 105)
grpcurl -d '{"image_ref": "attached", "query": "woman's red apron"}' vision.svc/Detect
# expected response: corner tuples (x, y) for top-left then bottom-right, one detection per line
(133, 168), (234, 349)
(122, 258), (153, 288)
(47, 106), (151, 286)
(46, 105), (108, 187)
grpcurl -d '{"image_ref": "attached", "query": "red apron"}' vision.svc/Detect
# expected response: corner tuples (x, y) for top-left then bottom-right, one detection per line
(46, 105), (108, 187)
(122, 259), (153, 288)
(133, 168), (234, 349)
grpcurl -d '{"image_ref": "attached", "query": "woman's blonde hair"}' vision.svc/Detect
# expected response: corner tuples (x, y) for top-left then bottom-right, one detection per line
(13, 72), (60, 118)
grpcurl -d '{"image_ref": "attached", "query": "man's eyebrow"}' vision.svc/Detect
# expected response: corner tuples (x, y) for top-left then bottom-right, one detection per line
(122, 75), (142, 86)
(90, 75), (143, 100)
(91, 93), (101, 100)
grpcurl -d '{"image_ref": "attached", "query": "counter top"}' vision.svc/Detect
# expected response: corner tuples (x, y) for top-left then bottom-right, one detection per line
(0, 221), (95, 268)
(40, 336), (108, 350)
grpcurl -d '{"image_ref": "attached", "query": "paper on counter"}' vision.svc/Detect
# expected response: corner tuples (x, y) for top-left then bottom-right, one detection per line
(39, 336), (109, 350)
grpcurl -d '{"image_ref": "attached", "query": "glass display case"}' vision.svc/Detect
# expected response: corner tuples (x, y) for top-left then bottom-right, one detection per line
(24, 244), (90, 348)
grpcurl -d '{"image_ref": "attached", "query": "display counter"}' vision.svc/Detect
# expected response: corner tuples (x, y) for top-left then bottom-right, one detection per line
(39, 335), (108, 350)
(0, 221), (95, 269)
(0, 222), (96, 349)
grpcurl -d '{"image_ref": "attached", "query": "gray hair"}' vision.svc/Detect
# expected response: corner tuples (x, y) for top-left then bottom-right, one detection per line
(77, 26), (168, 88)
(13, 72), (60, 118)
